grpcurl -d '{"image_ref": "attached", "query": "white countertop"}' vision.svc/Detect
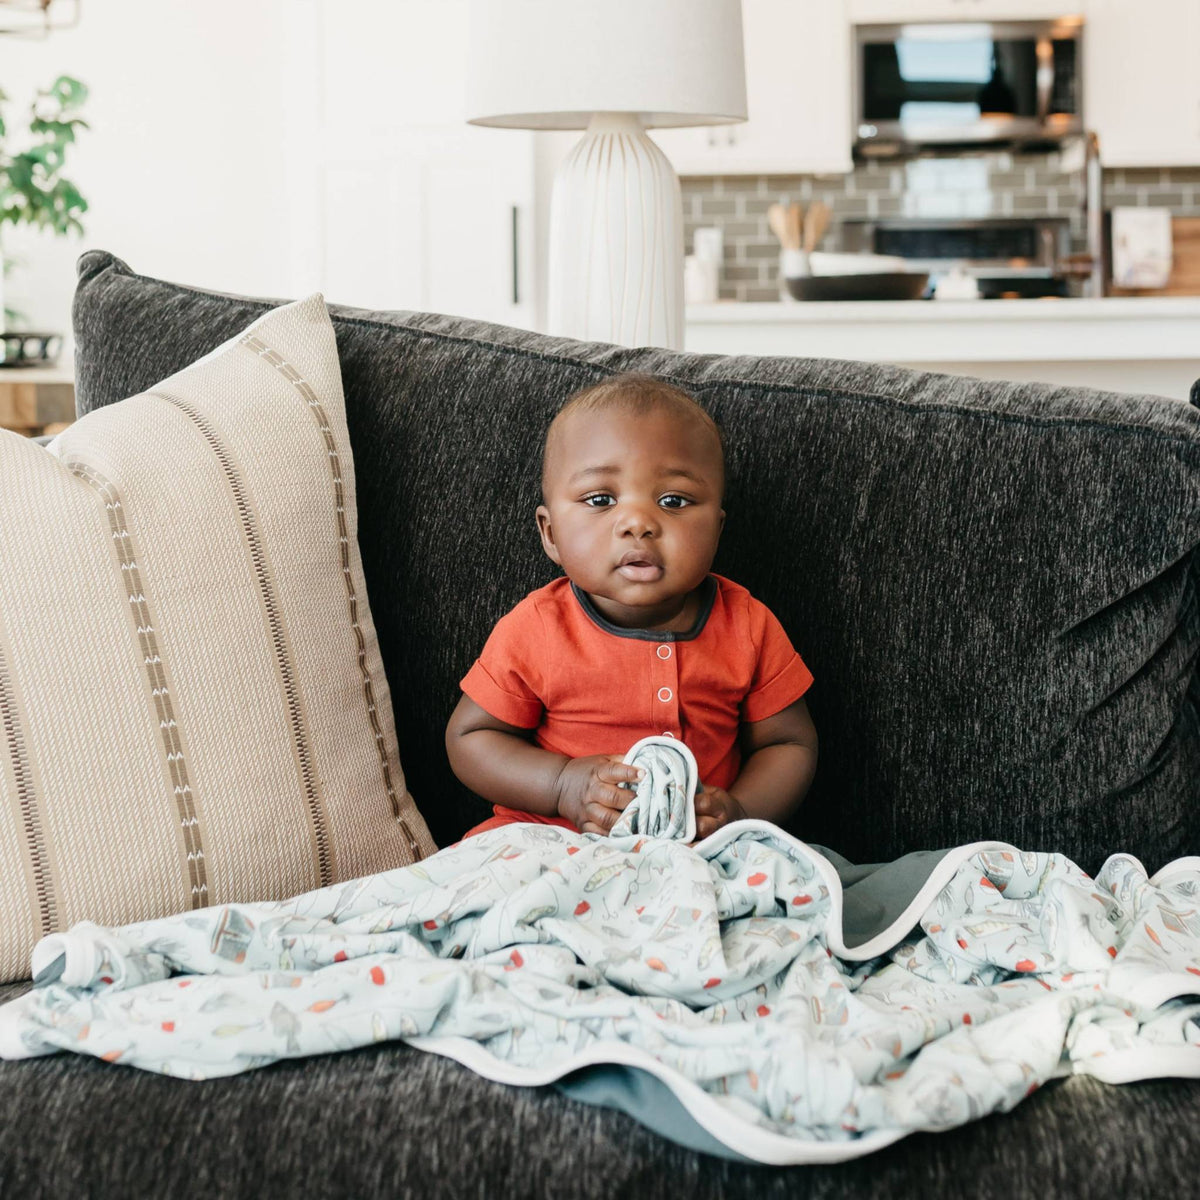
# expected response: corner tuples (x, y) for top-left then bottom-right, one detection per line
(684, 296), (1200, 364)
(688, 296), (1200, 322)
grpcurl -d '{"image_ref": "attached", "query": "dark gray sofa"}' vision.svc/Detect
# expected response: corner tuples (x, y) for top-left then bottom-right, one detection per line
(1, 250), (1196, 1198)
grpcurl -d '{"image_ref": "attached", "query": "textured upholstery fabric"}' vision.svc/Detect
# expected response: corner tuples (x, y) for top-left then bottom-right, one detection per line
(0, 292), (434, 983)
(71, 252), (1200, 874)
(0, 975), (1196, 1200)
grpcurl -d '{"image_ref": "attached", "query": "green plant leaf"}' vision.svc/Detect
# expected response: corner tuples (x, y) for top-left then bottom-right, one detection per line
(30, 118), (76, 145)
(24, 146), (62, 171)
(6, 157), (34, 190)
(0, 74), (90, 277)
(57, 179), (85, 210)
(51, 76), (88, 110)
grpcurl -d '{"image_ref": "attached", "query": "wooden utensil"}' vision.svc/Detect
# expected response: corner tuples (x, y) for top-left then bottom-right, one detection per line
(767, 202), (791, 249)
(786, 203), (804, 252)
(803, 201), (830, 253)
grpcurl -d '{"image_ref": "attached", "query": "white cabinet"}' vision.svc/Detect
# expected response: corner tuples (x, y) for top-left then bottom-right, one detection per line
(848, 0), (1080, 20)
(651, 0), (852, 176)
(284, 0), (538, 329)
(1085, 0), (1200, 168)
(307, 130), (536, 329)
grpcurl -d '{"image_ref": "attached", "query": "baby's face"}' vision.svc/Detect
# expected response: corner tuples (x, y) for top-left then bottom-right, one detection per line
(536, 406), (725, 626)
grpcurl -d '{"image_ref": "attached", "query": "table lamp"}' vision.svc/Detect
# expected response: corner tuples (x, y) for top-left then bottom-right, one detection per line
(466, 0), (747, 350)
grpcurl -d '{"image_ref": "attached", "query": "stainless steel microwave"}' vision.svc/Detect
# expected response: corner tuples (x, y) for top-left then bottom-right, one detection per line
(853, 17), (1084, 154)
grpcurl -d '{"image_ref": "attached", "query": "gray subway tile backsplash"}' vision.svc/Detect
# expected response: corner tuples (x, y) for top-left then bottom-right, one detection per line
(1140, 188), (1188, 208)
(723, 265), (766, 282)
(742, 243), (782, 260)
(682, 156), (1200, 303)
(1011, 192), (1055, 214)
(740, 197), (778, 217)
(695, 196), (739, 218)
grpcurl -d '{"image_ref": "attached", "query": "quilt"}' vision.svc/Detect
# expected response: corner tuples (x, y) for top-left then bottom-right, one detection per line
(1, 805), (1198, 1163)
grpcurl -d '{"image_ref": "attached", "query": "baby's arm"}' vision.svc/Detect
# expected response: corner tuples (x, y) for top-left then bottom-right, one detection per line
(445, 695), (643, 833)
(693, 698), (818, 838)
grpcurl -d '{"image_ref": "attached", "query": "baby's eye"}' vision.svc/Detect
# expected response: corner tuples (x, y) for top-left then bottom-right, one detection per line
(659, 494), (692, 509)
(582, 493), (615, 508)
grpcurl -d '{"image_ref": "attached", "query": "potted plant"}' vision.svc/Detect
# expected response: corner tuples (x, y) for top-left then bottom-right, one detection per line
(0, 73), (88, 359)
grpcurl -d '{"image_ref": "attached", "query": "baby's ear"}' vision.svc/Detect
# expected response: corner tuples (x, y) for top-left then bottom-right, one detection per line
(535, 505), (562, 565)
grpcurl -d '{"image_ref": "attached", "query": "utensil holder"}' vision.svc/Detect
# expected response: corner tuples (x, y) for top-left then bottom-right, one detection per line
(778, 249), (810, 301)
(780, 249), (810, 279)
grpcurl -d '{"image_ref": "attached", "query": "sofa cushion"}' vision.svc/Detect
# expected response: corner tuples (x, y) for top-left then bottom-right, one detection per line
(70, 251), (1200, 873)
(0, 975), (1195, 1199)
(0, 292), (434, 983)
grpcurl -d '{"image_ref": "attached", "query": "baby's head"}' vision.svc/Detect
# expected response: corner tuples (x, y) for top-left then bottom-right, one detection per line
(536, 373), (726, 626)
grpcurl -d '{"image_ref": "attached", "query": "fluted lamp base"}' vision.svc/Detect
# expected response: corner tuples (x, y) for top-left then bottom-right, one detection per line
(547, 113), (684, 350)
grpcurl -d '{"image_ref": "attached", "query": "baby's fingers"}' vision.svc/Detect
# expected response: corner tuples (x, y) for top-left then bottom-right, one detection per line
(588, 782), (632, 813)
(598, 758), (646, 788)
(580, 800), (623, 834)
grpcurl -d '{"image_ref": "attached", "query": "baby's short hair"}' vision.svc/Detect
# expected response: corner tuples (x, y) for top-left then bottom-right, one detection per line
(542, 372), (725, 499)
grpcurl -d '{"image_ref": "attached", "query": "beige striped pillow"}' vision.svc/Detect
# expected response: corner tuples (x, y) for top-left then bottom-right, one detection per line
(0, 294), (436, 982)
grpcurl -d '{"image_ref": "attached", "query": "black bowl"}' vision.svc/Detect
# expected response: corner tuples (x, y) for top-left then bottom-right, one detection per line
(0, 331), (63, 368)
(783, 272), (929, 302)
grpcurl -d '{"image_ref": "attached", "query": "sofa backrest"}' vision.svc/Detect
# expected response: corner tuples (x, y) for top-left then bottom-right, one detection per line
(71, 251), (1200, 871)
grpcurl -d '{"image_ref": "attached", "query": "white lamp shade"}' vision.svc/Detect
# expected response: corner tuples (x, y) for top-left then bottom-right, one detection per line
(466, 0), (747, 130)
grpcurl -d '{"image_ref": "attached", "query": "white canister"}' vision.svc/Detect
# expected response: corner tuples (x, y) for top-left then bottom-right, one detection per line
(779, 248), (810, 279)
(684, 255), (720, 304)
(693, 227), (724, 265)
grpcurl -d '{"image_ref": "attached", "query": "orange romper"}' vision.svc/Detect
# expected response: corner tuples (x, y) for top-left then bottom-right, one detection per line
(459, 573), (813, 836)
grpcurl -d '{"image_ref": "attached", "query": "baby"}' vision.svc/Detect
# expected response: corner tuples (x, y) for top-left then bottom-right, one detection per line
(445, 372), (818, 841)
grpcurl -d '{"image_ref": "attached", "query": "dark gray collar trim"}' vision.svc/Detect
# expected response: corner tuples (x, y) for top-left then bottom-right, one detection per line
(570, 576), (717, 642)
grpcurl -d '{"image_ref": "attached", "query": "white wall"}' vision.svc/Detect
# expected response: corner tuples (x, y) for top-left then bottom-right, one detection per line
(1, 0), (566, 352)
(0, 0), (294, 352)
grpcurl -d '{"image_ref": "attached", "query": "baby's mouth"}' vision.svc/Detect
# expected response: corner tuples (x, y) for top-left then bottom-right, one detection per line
(616, 551), (664, 582)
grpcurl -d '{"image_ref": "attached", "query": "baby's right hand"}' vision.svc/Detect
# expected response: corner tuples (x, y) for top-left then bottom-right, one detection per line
(554, 755), (645, 835)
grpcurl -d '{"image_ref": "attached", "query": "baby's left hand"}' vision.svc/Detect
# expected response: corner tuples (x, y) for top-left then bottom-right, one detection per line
(693, 783), (745, 842)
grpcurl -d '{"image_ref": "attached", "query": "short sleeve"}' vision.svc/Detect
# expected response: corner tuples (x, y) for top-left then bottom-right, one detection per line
(460, 597), (546, 728)
(740, 599), (813, 723)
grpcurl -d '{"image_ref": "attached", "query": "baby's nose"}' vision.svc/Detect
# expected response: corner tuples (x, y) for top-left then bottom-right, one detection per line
(616, 502), (660, 536)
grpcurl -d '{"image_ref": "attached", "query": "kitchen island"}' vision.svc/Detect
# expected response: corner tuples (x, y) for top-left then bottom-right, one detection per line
(685, 296), (1200, 401)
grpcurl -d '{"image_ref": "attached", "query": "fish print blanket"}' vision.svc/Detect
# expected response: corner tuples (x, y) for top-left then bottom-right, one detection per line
(610, 735), (697, 842)
(1, 818), (1198, 1164)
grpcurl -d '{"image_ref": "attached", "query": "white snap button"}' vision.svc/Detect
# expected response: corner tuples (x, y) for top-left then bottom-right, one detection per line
(657, 687), (672, 703)
(656, 644), (672, 659)
(661, 731), (674, 737)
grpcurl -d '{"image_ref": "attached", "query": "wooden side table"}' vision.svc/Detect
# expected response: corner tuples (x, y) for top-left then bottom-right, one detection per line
(0, 364), (75, 437)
